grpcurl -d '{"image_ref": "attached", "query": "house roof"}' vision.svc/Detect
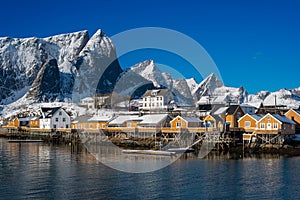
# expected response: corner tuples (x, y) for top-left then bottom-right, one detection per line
(171, 116), (203, 123)
(41, 107), (61, 118)
(257, 113), (296, 125)
(206, 114), (223, 124)
(18, 117), (32, 122)
(108, 115), (141, 126)
(88, 115), (113, 122)
(226, 105), (240, 115)
(213, 107), (228, 115)
(238, 113), (263, 122)
(73, 115), (91, 123)
(181, 116), (203, 123)
(139, 114), (169, 125)
(142, 89), (171, 97)
(272, 114), (296, 125)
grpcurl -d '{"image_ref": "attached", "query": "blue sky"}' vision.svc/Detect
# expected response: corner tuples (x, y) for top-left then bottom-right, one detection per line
(1, 0), (300, 94)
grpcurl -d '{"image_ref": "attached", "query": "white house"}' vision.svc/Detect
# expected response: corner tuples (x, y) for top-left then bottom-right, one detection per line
(39, 107), (71, 129)
(141, 89), (174, 111)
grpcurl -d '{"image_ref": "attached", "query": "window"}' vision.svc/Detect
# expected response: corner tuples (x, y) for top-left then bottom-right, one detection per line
(66, 124), (69, 128)
(127, 122), (132, 127)
(157, 97), (159, 100)
(90, 124), (93, 129)
(244, 121), (251, 127)
(53, 124), (57, 129)
(55, 118), (58, 122)
(292, 116), (295, 121)
(292, 125), (295, 130)
(59, 111), (62, 115)
(160, 102), (162, 106)
(160, 97), (162, 100)
(102, 124), (106, 129)
(176, 122), (181, 128)
(260, 123), (265, 129)
(144, 98), (147, 101)
(144, 103), (147, 107)
(63, 118), (66, 122)
(273, 123), (278, 129)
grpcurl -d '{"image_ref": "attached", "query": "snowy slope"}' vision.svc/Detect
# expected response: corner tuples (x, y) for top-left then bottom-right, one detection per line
(0, 29), (122, 105)
(127, 60), (194, 106)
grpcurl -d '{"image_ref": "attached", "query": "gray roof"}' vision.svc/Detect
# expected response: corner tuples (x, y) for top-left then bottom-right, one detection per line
(108, 115), (141, 126)
(181, 116), (203, 123)
(142, 89), (171, 97)
(41, 107), (61, 118)
(73, 115), (91, 123)
(139, 114), (169, 125)
(272, 114), (296, 125)
(250, 114), (264, 121)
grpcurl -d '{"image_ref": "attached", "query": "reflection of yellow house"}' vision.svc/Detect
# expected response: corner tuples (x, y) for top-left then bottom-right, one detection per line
(285, 109), (300, 132)
(256, 113), (296, 134)
(238, 114), (263, 132)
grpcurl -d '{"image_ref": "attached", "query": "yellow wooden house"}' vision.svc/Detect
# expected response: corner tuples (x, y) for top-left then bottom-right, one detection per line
(256, 113), (296, 135)
(285, 109), (300, 132)
(203, 114), (223, 131)
(238, 114), (263, 132)
(225, 105), (244, 128)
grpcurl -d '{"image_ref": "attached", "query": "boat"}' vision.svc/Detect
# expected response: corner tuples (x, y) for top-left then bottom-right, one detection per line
(122, 149), (176, 156)
(8, 139), (43, 143)
(165, 147), (195, 153)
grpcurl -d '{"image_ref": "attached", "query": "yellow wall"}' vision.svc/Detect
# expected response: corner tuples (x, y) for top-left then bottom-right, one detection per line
(285, 110), (300, 129)
(30, 120), (40, 128)
(226, 107), (244, 128)
(238, 115), (257, 129)
(170, 116), (187, 129)
(125, 121), (140, 127)
(257, 115), (282, 130)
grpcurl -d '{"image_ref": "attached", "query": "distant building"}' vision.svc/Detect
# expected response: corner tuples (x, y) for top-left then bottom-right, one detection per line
(141, 89), (174, 111)
(39, 107), (71, 129)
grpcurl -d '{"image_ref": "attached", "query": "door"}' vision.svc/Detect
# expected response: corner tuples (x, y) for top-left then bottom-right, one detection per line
(267, 123), (272, 130)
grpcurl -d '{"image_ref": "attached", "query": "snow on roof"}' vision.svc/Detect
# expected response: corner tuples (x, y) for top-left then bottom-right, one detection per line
(18, 117), (32, 121)
(213, 107), (228, 115)
(272, 114), (296, 124)
(244, 102), (262, 109)
(88, 115), (113, 122)
(181, 116), (203, 123)
(139, 114), (169, 125)
(108, 115), (140, 125)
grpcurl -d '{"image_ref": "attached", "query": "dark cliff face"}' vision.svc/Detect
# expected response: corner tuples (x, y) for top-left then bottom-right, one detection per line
(0, 29), (123, 104)
(26, 59), (61, 101)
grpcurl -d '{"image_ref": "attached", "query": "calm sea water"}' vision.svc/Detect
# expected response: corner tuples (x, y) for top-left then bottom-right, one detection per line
(0, 137), (300, 200)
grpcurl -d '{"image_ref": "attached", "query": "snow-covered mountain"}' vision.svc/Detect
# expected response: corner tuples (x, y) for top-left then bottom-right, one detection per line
(192, 73), (248, 105)
(0, 29), (122, 105)
(189, 73), (300, 108)
(117, 60), (194, 106)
